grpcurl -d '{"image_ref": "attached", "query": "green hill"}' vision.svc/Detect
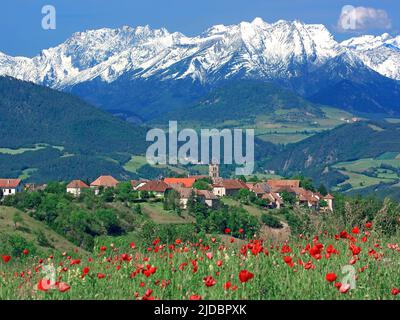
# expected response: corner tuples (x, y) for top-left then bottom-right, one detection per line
(156, 81), (325, 124)
(263, 120), (400, 191)
(0, 206), (84, 254)
(0, 76), (149, 182)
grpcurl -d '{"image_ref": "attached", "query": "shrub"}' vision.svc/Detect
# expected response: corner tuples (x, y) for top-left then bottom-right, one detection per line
(261, 214), (283, 229)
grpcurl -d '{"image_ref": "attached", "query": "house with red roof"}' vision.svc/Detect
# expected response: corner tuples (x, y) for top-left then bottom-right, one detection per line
(137, 180), (171, 198)
(212, 179), (248, 197)
(90, 175), (119, 195)
(66, 180), (89, 197)
(0, 179), (23, 197)
(196, 189), (219, 208)
(266, 179), (300, 191)
(164, 177), (198, 188)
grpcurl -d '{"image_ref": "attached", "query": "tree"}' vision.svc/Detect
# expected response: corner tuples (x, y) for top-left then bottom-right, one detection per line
(319, 199), (328, 208)
(12, 212), (23, 230)
(101, 188), (115, 203)
(292, 175), (315, 191)
(281, 191), (297, 206)
(261, 214), (283, 229)
(187, 191), (196, 213)
(133, 204), (142, 215)
(115, 182), (132, 202)
(163, 189), (180, 211)
(317, 184), (328, 196)
(193, 178), (211, 190)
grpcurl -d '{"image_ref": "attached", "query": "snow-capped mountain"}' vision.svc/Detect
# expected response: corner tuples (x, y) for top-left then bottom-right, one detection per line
(0, 18), (399, 118)
(342, 33), (400, 80)
(0, 18), (358, 87)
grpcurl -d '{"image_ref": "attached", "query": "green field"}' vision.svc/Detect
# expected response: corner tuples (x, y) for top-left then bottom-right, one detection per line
(140, 202), (194, 224)
(255, 107), (356, 144)
(124, 155), (188, 175)
(0, 143), (64, 155)
(155, 107), (355, 145)
(333, 156), (400, 191)
(123, 155), (149, 173)
(19, 168), (38, 180)
(1, 229), (398, 300)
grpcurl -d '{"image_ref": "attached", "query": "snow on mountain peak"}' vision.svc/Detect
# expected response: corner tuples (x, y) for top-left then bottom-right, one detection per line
(342, 33), (400, 80)
(0, 19), (399, 87)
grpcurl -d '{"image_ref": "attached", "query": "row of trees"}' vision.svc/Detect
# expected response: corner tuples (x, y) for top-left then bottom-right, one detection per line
(2, 182), (138, 250)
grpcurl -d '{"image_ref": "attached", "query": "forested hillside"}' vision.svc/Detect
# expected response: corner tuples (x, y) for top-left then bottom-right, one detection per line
(0, 76), (148, 182)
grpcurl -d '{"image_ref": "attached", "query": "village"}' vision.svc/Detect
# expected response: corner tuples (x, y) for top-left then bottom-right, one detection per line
(0, 164), (334, 212)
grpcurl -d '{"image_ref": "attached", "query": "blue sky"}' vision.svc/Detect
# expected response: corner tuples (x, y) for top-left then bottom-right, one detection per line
(1, 0), (399, 56)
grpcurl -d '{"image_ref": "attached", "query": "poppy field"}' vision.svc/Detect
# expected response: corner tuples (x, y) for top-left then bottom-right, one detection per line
(0, 224), (399, 300)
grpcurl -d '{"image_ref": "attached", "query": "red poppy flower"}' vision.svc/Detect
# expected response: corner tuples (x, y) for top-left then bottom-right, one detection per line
(81, 267), (90, 278)
(121, 253), (132, 262)
(325, 273), (337, 283)
(58, 282), (71, 293)
(340, 230), (348, 239)
(1, 255), (11, 264)
(391, 288), (399, 295)
(349, 244), (361, 255)
(206, 252), (213, 260)
(238, 270), (254, 283)
(283, 255), (295, 267)
(361, 236), (367, 243)
(283, 256), (292, 264)
(70, 259), (81, 266)
(203, 275), (217, 287)
(216, 260), (223, 267)
(189, 295), (202, 300)
(97, 273), (105, 279)
(365, 222), (372, 229)
(37, 279), (52, 292)
(224, 281), (232, 290)
(238, 228), (244, 234)
(339, 283), (351, 294)
(334, 282), (342, 289)
(224, 228), (231, 234)
(23, 249), (29, 255)
(100, 246), (107, 252)
(281, 244), (292, 254)
(130, 242), (136, 249)
(352, 227), (360, 234)
(143, 266), (157, 277)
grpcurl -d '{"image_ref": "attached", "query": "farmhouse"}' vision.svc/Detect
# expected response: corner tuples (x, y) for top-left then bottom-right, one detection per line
(196, 189), (219, 208)
(169, 185), (193, 209)
(267, 179), (300, 189)
(261, 192), (283, 209)
(131, 179), (148, 190)
(66, 180), (89, 197)
(164, 177), (198, 188)
(90, 175), (119, 195)
(0, 179), (23, 197)
(212, 179), (248, 197)
(137, 180), (171, 198)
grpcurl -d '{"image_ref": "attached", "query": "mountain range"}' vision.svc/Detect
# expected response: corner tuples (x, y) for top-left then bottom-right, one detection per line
(1, 18), (400, 119)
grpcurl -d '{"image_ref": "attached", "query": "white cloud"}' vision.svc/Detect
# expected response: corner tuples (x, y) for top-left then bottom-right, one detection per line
(337, 6), (392, 32)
